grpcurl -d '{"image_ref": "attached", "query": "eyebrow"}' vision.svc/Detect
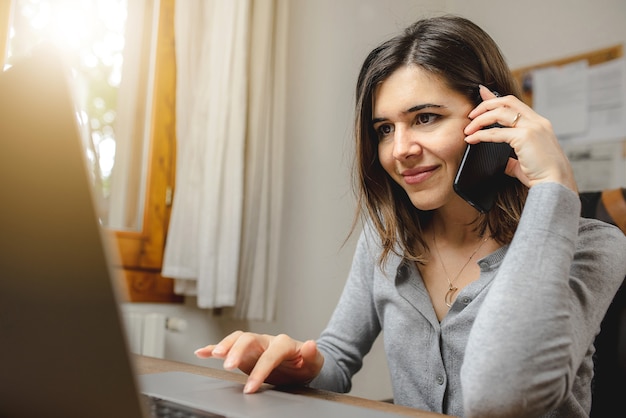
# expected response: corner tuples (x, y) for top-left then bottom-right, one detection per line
(371, 103), (444, 125)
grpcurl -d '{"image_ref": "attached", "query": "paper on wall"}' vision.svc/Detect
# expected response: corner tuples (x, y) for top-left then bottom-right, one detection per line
(531, 57), (626, 145)
(532, 60), (589, 138)
(560, 140), (625, 191)
(561, 58), (626, 144)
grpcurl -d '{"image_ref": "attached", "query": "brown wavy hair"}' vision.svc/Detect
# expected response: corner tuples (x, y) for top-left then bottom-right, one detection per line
(352, 15), (528, 266)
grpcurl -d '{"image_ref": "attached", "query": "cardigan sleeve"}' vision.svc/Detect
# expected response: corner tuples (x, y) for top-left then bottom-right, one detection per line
(308, 226), (383, 393)
(461, 183), (626, 417)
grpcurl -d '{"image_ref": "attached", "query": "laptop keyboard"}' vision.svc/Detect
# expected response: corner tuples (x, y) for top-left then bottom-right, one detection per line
(143, 395), (226, 418)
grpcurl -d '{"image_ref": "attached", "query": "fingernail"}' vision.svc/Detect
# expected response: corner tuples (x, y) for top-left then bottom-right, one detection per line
(243, 380), (257, 394)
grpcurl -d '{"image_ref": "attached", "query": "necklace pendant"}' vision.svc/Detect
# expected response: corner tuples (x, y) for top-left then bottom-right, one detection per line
(445, 286), (458, 308)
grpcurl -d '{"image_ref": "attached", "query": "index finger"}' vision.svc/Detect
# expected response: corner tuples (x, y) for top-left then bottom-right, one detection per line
(194, 330), (245, 359)
(243, 334), (300, 393)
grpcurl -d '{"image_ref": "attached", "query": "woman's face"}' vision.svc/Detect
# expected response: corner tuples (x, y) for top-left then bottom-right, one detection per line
(373, 65), (474, 212)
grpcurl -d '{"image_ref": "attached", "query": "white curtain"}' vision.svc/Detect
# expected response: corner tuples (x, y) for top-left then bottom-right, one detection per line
(162, 0), (287, 320)
(108, 0), (154, 231)
(233, 0), (287, 320)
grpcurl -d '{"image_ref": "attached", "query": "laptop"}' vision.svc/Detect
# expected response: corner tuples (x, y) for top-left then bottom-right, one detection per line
(0, 50), (406, 418)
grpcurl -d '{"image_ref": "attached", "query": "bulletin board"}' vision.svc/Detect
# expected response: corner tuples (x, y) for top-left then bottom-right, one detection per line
(511, 44), (623, 106)
(511, 44), (626, 192)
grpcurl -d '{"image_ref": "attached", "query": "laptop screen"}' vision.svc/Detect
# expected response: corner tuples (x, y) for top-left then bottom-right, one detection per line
(0, 50), (147, 418)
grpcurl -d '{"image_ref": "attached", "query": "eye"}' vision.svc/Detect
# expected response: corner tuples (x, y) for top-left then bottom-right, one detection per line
(416, 113), (439, 125)
(375, 123), (394, 139)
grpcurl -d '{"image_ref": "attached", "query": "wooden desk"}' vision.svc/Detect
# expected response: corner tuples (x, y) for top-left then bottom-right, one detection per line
(135, 355), (450, 418)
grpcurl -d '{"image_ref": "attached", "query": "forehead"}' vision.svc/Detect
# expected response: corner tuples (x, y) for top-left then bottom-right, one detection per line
(373, 65), (465, 114)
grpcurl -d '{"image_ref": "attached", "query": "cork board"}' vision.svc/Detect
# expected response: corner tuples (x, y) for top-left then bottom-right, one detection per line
(510, 44), (626, 190)
(511, 44), (623, 106)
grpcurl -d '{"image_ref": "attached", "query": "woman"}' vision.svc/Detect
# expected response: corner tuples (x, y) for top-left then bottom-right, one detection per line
(195, 15), (626, 417)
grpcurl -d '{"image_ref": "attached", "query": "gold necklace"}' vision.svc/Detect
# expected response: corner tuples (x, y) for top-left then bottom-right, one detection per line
(432, 230), (488, 308)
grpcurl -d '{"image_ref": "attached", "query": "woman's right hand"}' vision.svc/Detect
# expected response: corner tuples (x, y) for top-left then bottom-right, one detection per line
(464, 85), (578, 193)
(194, 331), (324, 394)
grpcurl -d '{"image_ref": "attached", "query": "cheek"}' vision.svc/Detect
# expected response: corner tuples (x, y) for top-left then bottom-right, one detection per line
(439, 128), (469, 169)
(447, 140), (467, 169)
(377, 142), (396, 175)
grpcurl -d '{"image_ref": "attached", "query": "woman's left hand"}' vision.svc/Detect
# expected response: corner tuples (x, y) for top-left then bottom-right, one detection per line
(464, 85), (577, 192)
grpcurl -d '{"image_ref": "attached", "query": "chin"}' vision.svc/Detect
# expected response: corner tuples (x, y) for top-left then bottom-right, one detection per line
(409, 197), (439, 211)
(407, 188), (451, 211)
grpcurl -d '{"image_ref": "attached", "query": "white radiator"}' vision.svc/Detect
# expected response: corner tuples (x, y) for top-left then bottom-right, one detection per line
(123, 312), (187, 358)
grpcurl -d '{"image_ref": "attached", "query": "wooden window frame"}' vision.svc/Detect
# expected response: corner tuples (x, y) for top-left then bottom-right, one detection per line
(112, 0), (181, 303)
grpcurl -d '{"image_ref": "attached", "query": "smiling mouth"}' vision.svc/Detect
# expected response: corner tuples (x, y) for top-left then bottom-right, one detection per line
(401, 166), (438, 185)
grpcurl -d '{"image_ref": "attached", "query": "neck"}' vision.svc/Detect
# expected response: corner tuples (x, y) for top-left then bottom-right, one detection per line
(429, 216), (485, 248)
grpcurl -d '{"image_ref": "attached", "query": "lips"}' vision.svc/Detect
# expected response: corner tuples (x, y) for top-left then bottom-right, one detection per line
(400, 166), (437, 185)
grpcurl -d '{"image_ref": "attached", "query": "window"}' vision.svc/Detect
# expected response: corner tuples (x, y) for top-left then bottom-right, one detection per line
(1, 0), (181, 303)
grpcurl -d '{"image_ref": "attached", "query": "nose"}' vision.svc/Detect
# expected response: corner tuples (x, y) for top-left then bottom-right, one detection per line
(392, 126), (422, 160)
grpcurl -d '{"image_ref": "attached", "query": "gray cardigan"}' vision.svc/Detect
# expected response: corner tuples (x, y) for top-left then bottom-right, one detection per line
(310, 183), (626, 417)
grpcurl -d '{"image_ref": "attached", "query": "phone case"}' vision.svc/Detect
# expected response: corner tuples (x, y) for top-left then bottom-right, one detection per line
(453, 125), (512, 213)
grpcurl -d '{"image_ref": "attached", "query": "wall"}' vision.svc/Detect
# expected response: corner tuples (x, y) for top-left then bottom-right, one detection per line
(124, 0), (626, 401)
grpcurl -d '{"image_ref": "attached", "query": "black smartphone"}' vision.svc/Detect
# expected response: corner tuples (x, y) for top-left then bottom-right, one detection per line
(453, 123), (512, 213)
